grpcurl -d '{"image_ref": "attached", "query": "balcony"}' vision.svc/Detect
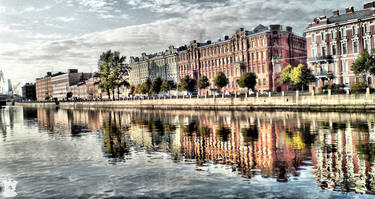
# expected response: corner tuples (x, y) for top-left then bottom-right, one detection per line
(308, 55), (333, 64)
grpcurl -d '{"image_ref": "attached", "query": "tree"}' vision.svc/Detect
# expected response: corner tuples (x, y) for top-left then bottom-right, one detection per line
(150, 77), (163, 94)
(198, 76), (210, 90)
(94, 50), (130, 100)
(129, 85), (135, 96)
(290, 64), (316, 91)
(161, 80), (177, 93)
(140, 78), (152, 94)
(178, 75), (196, 93)
(278, 65), (292, 90)
(214, 72), (228, 91)
(352, 50), (375, 83)
(238, 72), (257, 93)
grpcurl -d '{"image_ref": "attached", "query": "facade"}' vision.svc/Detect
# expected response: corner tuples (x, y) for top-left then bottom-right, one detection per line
(129, 46), (179, 86)
(21, 83), (36, 100)
(35, 72), (53, 101)
(305, 2), (375, 89)
(51, 69), (92, 100)
(178, 24), (306, 94)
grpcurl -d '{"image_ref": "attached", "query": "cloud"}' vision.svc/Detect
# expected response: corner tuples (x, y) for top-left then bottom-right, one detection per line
(56, 17), (76, 22)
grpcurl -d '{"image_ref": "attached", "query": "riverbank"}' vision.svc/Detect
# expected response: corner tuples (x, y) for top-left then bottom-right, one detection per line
(14, 93), (375, 112)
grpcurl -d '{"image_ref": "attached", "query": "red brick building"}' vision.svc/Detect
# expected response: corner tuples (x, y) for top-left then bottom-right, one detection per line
(305, 2), (375, 90)
(178, 24), (306, 94)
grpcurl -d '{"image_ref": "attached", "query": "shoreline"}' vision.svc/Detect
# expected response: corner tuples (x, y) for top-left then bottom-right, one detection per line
(13, 93), (375, 112)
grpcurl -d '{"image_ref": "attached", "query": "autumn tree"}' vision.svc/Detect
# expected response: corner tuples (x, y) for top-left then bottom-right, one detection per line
(214, 72), (228, 91)
(352, 50), (375, 83)
(289, 64), (316, 91)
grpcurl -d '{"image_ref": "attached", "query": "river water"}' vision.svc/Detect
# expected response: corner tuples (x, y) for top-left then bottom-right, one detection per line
(1, 106), (375, 198)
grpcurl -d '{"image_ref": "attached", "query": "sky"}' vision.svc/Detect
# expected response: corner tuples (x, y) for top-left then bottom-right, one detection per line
(0, 0), (369, 89)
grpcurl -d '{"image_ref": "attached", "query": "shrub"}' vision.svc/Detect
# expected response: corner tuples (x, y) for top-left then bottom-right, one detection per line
(350, 82), (367, 94)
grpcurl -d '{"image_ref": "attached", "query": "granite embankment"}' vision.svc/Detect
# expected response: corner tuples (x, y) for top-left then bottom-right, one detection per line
(15, 93), (375, 112)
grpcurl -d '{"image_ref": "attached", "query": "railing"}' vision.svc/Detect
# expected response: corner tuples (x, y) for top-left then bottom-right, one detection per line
(308, 55), (333, 64)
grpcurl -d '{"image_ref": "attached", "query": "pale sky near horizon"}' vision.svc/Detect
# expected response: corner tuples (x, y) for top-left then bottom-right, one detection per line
(0, 0), (368, 90)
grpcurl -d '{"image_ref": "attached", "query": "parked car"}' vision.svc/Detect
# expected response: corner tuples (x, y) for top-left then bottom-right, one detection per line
(261, 90), (273, 95)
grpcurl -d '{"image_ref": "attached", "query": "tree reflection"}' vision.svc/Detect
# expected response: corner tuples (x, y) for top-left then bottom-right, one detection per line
(241, 125), (258, 144)
(102, 113), (130, 159)
(216, 125), (231, 142)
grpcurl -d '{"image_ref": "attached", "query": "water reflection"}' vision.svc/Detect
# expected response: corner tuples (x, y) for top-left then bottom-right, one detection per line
(24, 108), (375, 195)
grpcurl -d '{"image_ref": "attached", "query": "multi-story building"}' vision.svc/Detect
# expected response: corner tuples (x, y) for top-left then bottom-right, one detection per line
(21, 83), (36, 101)
(51, 69), (92, 100)
(129, 46), (180, 86)
(35, 72), (63, 101)
(305, 2), (375, 89)
(178, 24), (306, 94)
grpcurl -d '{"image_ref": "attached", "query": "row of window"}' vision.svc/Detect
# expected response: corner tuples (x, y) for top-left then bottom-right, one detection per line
(311, 23), (372, 42)
(311, 38), (372, 57)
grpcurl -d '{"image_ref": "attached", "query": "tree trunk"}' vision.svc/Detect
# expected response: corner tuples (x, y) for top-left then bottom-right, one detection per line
(117, 87), (120, 99)
(112, 90), (115, 100)
(107, 88), (111, 100)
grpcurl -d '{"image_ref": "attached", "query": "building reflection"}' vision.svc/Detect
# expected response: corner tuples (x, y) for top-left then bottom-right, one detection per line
(33, 108), (375, 194)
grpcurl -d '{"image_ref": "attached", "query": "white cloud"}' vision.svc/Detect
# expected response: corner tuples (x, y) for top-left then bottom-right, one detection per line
(56, 17), (76, 22)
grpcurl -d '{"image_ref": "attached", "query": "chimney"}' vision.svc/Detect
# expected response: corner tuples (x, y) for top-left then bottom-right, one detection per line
(364, 1), (375, 9)
(345, 6), (354, 14)
(333, 10), (339, 16)
(286, 26), (293, 33)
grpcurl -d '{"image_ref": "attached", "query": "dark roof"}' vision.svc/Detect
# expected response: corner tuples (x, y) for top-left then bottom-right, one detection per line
(328, 9), (372, 24)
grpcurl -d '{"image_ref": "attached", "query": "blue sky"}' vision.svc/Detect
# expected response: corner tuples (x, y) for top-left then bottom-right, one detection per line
(0, 0), (367, 86)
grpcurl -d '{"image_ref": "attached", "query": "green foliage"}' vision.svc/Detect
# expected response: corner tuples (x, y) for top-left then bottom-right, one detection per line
(214, 72), (228, 90)
(140, 78), (152, 94)
(352, 50), (375, 83)
(278, 65), (292, 86)
(198, 76), (210, 90)
(238, 72), (257, 90)
(161, 80), (177, 93)
(350, 82), (367, 94)
(289, 64), (315, 90)
(318, 84), (345, 94)
(94, 50), (130, 99)
(150, 77), (163, 94)
(178, 75), (196, 93)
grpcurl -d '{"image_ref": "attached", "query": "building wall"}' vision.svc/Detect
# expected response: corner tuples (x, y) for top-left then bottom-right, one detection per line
(178, 25), (306, 94)
(305, 3), (375, 90)
(52, 71), (92, 100)
(35, 76), (52, 101)
(129, 46), (179, 86)
(22, 83), (36, 100)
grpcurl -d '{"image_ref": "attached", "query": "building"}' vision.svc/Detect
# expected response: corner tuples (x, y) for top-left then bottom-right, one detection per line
(21, 83), (36, 101)
(129, 46), (180, 86)
(305, 2), (375, 89)
(35, 72), (55, 101)
(51, 69), (92, 100)
(178, 24), (306, 94)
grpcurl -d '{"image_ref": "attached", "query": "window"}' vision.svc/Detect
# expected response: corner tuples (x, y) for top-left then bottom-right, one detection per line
(353, 41), (359, 53)
(364, 39), (371, 52)
(274, 38), (278, 45)
(341, 28), (346, 37)
(263, 78), (266, 85)
(312, 47), (317, 57)
(332, 44), (337, 55)
(365, 23), (370, 33)
(343, 61), (348, 72)
(262, 65), (265, 73)
(321, 32), (325, 41)
(341, 43), (347, 54)
(263, 52), (266, 60)
(312, 33), (316, 42)
(322, 46), (326, 56)
(276, 64), (281, 73)
(331, 30), (336, 39)
(333, 63), (337, 74)
(352, 26), (358, 35)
